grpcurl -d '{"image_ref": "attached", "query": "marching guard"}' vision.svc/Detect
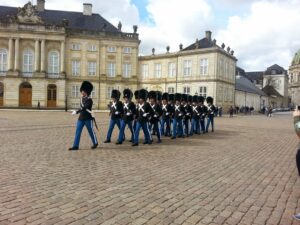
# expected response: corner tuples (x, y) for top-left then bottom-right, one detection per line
(69, 81), (98, 151)
(206, 96), (216, 132)
(198, 96), (207, 134)
(182, 94), (193, 137)
(171, 93), (184, 139)
(149, 91), (163, 143)
(160, 93), (172, 137)
(191, 95), (200, 135)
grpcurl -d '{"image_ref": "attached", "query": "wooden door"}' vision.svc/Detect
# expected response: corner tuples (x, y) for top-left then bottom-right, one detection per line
(47, 84), (57, 107)
(19, 83), (32, 107)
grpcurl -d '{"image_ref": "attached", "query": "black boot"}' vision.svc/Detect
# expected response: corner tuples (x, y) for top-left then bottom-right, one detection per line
(104, 140), (111, 143)
(69, 147), (78, 151)
(91, 144), (98, 149)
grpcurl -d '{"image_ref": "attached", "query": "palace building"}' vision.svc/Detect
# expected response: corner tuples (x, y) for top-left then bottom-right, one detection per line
(289, 49), (300, 107)
(0, 1), (237, 110)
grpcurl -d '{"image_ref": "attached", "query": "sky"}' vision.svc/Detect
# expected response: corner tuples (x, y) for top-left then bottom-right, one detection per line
(1, 0), (300, 71)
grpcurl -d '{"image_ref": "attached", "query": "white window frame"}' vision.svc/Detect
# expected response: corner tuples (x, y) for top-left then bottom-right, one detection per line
(168, 87), (175, 94)
(200, 58), (208, 75)
(107, 46), (117, 53)
(71, 85), (80, 98)
(183, 60), (192, 76)
(183, 86), (190, 94)
(123, 63), (131, 78)
(48, 51), (59, 75)
(199, 86), (207, 98)
(23, 49), (34, 76)
(123, 47), (131, 54)
(88, 61), (97, 76)
(71, 60), (81, 76)
(88, 44), (97, 52)
(142, 64), (149, 78)
(71, 43), (81, 51)
(154, 63), (162, 78)
(107, 62), (116, 77)
(0, 49), (7, 75)
(168, 62), (176, 77)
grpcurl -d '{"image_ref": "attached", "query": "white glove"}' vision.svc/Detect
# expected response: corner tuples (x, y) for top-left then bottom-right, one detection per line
(126, 112), (131, 116)
(71, 110), (77, 116)
(179, 113), (182, 117)
(154, 115), (158, 118)
(143, 113), (148, 117)
(197, 113), (200, 116)
(166, 113), (169, 116)
(115, 111), (119, 115)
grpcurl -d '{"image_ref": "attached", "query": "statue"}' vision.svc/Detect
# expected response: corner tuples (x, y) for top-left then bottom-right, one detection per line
(118, 21), (122, 31)
(133, 25), (138, 33)
(17, 2), (43, 24)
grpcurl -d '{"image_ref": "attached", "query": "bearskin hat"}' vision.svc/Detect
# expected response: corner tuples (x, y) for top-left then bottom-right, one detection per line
(148, 91), (157, 100)
(198, 96), (205, 103)
(123, 89), (133, 100)
(80, 81), (93, 96)
(188, 95), (193, 103)
(181, 94), (188, 102)
(206, 96), (213, 104)
(192, 95), (199, 103)
(162, 92), (169, 101)
(169, 94), (174, 101)
(156, 91), (162, 101)
(111, 89), (120, 100)
(174, 93), (182, 102)
(138, 89), (148, 100)
(134, 90), (139, 100)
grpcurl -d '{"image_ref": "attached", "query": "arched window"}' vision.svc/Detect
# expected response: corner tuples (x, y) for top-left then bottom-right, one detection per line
(0, 49), (7, 74)
(23, 49), (34, 75)
(48, 51), (59, 74)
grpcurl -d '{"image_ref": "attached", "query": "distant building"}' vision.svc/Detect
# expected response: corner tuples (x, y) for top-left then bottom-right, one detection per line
(289, 50), (300, 107)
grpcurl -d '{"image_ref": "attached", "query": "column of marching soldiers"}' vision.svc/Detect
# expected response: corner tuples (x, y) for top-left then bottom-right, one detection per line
(103, 88), (216, 147)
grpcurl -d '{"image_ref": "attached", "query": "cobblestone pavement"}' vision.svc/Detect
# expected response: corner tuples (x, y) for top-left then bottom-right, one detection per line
(0, 111), (299, 225)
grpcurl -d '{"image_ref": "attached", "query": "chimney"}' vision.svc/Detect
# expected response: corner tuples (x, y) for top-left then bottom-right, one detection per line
(205, 30), (212, 42)
(83, 3), (92, 16)
(37, 0), (45, 12)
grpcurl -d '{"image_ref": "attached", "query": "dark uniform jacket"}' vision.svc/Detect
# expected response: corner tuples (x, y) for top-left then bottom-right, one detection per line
(136, 102), (152, 123)
(191, 104), (201, 119)
(161, 103), (172, 120)
(207, 105), (216, 118)
(199, 105), (208, 120)
(122, 102), (136, 122)
(109, 101), (123, 119)
(77, 96), (93, 121)
(150, 103), (163, 123)
(173, 104), (185, 119)
(183, 104), (193, 120)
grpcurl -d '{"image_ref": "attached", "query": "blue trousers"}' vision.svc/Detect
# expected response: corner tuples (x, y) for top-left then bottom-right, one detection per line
(206, 116), (214, 132)
(151, 121), (161, 141)
(191, 118), (200, 134)
(118, 119), (134, 143)
(161, 118), (171, 136)
(106, 118), (121, 141)
(172, 118), (183, 138)
(72, 119), (98, 148)
(200, 118), (206, 133)
(183, 119), (191, 136)
(134, 121), (151, 144)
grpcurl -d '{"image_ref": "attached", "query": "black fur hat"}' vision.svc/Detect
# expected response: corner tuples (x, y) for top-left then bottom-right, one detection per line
(148, 91), (157, 100)
(169, 94), (174, 101)
(134, 90), (139, 100)
(206, 96), (213, 104)
(181, 94), (188, 102)
(123, 89), (133, 100)
(174, 93), (182, 102)
(138, 89), (148, 100)
(192, 95), (199, 103)
(188, 95), (193, 103)
(80, 81), (93, 96)
(162, 92), (169, 101)
(198, 96), (205, 103)
(111, 89), (120, 100)
(156, 91), (162, 101)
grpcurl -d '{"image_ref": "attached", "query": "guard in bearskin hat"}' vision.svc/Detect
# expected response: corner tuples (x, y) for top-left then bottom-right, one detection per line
(149, 91), (163, 143)
(116, 89), (136, 144)
(191, 95), (200, 135)
(160, 92), (172, 137)
(198, 96), (208, 134)
(171, 93), (184, 139)
(104, 89), (124, 143)
(69, 81), (98, 150)
(133, 90), (140, 131)
(206, 96), (216, 132)
(182, 94), (193, 137)
(132, 89), (152, 146)
(168, 93), (175, 136)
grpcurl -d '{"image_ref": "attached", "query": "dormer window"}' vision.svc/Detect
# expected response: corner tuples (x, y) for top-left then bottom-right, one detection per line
(271, 69), (276, 75)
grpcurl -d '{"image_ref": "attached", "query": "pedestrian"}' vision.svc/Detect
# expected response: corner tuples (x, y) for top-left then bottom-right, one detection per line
(69, 81), (98, 151)
(293, 108), (300, 220)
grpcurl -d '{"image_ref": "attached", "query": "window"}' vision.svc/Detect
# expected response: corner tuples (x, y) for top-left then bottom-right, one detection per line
(142, 64), (148, 78)
(0, 49), (7, 74)
(199, 86), (207, 98)
(91, 89), (96, 98)
(106, 86), (114, 99)
(107, 63), (116, 77)
(154, 63), (161, 78)
(107, 46), (116, 53)
(168, 87), (175, 94)
(183, 60), (192, 76)
(88, 44), (97, 52)
(123, 47), (131, 54)
(271, 69), (276, 75)
(123, 63), (131, 78)
(71, 43), (81, 51)
(48, 51), (59, 75)
(72, 60), (80, 76)
(23, 49), (34, 75)
(88, 61), (97, 76)
(71, 85), (80, 98)
(200, 58), (208, 75)
(168, 62), (176, 77)
(183, 86), (190, 94)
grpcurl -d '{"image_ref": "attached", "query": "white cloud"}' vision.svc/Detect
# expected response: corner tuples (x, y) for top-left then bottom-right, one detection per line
(216, 0), (300, 71)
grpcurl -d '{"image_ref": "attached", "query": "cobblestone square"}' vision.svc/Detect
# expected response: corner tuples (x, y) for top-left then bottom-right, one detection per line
(0, 111), (299, 225)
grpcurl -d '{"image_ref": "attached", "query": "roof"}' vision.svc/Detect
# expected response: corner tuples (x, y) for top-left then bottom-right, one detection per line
(235, 76), (267, 96)
(264, 64), (287, 75)
(236, 66), (246, 77)
(245, 71), (264, 81)
(261, 85), (283, 97)
(0, 5), (120, 33)
(183, 37), (214, 51)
